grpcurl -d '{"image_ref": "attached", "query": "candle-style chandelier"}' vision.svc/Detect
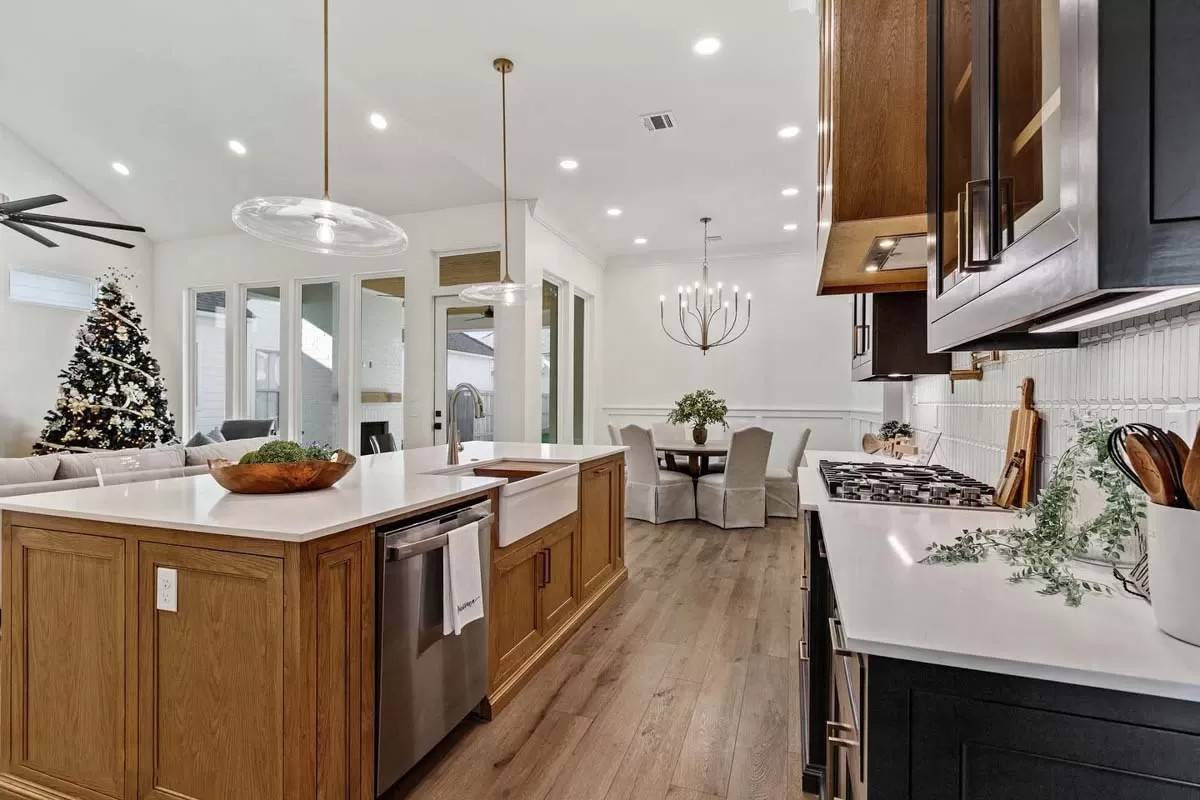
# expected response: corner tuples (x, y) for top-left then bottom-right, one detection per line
(659, 217), (752, 354)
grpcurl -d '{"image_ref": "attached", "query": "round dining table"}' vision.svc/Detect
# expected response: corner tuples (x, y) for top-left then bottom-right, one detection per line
(654, 441), (728, 478)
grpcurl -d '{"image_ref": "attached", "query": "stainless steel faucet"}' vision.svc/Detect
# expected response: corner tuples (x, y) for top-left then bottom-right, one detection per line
(446, 382), (485, 465)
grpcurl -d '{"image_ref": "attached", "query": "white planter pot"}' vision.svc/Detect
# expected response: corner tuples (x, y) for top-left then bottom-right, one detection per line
(1147, 503), (1200, 647)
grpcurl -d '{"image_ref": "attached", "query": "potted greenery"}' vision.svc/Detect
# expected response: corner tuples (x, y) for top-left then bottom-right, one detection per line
(879, 420), (914, 441)
(667, 389), (729, 445)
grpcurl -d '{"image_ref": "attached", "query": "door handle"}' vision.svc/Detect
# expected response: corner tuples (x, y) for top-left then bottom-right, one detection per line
(963, 178), (994, 271)
(543, 548), (552, 585)
(535, 551), (545, 589)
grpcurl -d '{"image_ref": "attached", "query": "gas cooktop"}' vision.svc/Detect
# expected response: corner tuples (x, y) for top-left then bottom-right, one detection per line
(819, 460), (1004, 511)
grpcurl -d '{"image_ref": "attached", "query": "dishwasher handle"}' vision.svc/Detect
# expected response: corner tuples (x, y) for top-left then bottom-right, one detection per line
(385, 512), (493, 561)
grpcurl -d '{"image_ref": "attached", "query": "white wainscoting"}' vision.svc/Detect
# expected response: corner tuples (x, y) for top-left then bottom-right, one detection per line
(602, 405), (881, 468)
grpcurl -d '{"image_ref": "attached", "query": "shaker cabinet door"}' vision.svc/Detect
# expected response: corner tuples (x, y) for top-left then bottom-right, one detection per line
(579, 460), (618, 599)
(4, 527), (128, 800)
(138, 543), (286, 800)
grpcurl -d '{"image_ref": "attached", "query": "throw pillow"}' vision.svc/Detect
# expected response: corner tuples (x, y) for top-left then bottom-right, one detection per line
(0, 454), (61, 486)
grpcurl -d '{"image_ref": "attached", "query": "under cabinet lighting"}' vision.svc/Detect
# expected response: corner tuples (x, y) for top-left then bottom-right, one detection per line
(1028, 288), (1200, 333)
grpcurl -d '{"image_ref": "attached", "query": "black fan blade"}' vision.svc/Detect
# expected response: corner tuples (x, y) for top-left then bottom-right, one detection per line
(1, 220), (59, 247)
(13, 213), (146, 233)
(0, 194), (67, 214)
(20, 219), (134, 249)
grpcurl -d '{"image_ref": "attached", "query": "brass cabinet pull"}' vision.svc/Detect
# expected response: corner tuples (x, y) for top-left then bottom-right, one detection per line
(828, 616), (852, 657)
(535, 551), (546, 589)
(544, 548), (552, 585)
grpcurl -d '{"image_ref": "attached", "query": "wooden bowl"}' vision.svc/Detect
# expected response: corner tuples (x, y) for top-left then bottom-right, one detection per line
(208, 450), (357, 494)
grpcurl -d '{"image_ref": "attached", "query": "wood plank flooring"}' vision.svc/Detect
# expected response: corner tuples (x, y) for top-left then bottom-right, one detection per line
(384, 516), (816, 800)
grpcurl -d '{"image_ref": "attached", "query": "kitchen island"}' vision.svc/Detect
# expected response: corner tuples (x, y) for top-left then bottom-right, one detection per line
(0, 441), (627, 800)
(799, 450), (1200, 799)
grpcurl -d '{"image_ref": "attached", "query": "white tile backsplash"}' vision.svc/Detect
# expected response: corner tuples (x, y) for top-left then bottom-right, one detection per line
(910, 301), (1200, 486)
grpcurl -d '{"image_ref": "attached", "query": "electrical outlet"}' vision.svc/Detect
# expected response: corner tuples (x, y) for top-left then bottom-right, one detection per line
(156, 567), (178, 613)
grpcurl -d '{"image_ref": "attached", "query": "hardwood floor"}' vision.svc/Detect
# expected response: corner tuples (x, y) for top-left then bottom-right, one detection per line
(385, 516), (816, 800)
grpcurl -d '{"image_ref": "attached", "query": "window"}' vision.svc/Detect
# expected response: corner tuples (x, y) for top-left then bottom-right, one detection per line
(244, 286), (282, 430)
(299, 282), (339, 446)
(541, 280), (559, 443)
(572, 293), (587, 444)
(190, 289), (226, 435)
(8, 268), (96, 311)
(253, 350), (281, 422)
(359, 276), (405, 453)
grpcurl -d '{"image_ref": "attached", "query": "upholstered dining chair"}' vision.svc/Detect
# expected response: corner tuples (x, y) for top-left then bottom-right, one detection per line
(608, 424), (622, 446)
(620, 425), (696, 524)
(696, 426), (773, 529)
(765, 427), (811, 518)
(650, 421), (684, 470)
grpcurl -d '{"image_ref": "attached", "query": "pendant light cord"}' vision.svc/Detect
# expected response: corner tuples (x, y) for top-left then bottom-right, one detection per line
(500, 61), (511, 282)
(323, 0), (330, 200)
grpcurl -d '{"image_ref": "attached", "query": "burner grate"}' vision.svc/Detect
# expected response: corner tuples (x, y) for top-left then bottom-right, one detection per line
(819, 460), (1004, 511)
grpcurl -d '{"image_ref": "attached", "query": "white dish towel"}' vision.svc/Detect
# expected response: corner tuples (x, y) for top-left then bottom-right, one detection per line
(442, 521), (484, 636)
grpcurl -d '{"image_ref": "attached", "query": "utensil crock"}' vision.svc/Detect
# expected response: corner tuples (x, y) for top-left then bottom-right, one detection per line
(1147, 502), (1200, 647)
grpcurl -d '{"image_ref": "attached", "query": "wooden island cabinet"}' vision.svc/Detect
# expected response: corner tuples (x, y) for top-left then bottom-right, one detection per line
(0, 445), (627, 800)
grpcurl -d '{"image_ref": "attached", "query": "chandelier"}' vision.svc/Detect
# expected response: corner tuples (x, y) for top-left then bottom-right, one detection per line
(659, 217), (751, 354)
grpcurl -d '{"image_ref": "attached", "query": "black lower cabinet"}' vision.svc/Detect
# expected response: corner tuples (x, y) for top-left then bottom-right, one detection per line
(872, 658), (1200, 799)
(805, 513), (1200, 800)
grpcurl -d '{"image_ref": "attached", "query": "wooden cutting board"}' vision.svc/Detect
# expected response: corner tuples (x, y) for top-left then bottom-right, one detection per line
(1003, 378), (1040, 507)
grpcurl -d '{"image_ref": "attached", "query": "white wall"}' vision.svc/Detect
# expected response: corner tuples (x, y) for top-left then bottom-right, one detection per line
(0, 123), (155, 456)
(153, 199), (604, 449)
(601, 247), (881, 465)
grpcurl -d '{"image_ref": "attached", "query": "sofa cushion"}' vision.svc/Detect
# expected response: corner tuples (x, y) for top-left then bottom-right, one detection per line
(184, 436), (272, 466)
(57, 446), (185, 480)
(220, 419), (275, 441)
(185, 431), (216, 447)
(0, 454), (61, 486)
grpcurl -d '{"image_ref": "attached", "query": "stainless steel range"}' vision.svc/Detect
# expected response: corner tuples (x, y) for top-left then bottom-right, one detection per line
(819, 460), (1004, 511)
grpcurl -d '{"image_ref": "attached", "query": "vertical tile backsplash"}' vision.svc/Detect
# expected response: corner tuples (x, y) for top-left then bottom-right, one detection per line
(910, 302), (1200, 485)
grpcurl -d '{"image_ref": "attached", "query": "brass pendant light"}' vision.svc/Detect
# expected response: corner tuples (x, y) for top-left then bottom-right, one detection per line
(232, 0), (409, 256)
(459, 57), (532, 306)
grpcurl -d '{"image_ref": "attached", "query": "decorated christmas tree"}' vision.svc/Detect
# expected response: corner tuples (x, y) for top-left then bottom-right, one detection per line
(33, 271), (176, 454)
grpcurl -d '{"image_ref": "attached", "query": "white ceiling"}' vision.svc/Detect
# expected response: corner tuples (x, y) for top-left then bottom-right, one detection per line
(0, 0), (815, 257)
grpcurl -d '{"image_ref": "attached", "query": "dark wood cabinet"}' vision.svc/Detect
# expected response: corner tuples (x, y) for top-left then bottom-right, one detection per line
(927, 0), (1200, 351)
(851, 291), (950, 381)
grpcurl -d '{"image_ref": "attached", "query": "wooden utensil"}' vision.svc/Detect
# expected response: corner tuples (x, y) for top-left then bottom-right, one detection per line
(1184, 427), (1200, 511)
(1003, 378), (1040, 507)
(1168, 430), (1191, 469)
(862, 433), (884, 455)
(1124, 432), (1175, 506)
(995, 450), (1026, 509)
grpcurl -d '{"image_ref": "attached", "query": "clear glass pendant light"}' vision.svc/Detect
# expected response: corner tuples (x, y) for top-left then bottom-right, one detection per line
(231, 0), (408, 257)
(460, 58), (531, 306)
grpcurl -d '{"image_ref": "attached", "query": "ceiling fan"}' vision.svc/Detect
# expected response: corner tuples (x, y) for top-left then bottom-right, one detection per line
(0, 193), (146, 249)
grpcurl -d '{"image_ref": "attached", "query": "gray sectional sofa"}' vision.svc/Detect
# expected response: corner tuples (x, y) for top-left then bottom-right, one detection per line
(0, 437), (273, 498)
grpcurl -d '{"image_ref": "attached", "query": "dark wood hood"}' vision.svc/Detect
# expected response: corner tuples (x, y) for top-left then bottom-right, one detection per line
(816, 0), (929, 296)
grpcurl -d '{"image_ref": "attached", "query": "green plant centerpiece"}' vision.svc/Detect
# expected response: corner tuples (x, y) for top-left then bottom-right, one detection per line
(878, 420), (914, 441)
(238, 440), (336, 464)
(667, 389), (729, 445)
(921, 416), (1145, 606)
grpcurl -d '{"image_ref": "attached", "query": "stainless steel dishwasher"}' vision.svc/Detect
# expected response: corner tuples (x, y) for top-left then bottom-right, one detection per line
(375, 497), (493, 796)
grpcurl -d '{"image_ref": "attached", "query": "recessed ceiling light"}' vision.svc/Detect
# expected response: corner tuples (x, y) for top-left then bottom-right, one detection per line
(607, 207), (623, 217)
(693, 37), (722, 56)
(783, 222), (798, 232)
(781, 186), (800, 197)
(369, 112), (388, 130)
(111, 162), (130, 176)
(777, 124), (801, 139)
(878, 238), (896, 248)
(634, 237), (648, 245)
(559, 158), (579, 171)
(227, 139), (247, 156)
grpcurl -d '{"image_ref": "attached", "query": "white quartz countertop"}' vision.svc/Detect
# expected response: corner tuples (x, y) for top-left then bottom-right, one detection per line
(800, 450), (1200, 702)
(0, 442), (626, 543)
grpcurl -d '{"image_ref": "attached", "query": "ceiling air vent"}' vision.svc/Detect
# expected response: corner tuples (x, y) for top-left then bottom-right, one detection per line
(640, 111), (677, 133)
